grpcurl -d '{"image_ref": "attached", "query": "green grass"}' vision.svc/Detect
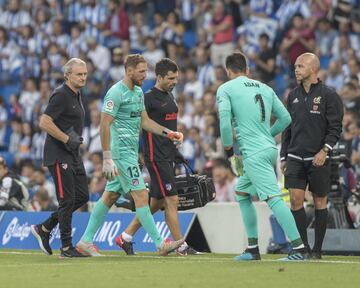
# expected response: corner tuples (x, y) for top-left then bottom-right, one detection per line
(0, 250), (360, 288)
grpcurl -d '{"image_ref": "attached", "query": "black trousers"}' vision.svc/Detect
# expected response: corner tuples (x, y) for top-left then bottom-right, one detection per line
(42, 160), (89, 248)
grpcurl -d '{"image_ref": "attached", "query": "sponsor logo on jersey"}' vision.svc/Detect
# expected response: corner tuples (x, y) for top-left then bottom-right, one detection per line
(165, 112), (177, 121)
(130, 110), (142, 117)
(105, 100), (114, 112)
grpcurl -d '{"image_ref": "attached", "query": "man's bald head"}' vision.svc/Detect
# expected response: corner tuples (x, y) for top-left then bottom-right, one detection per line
(297, 53), (320, 73)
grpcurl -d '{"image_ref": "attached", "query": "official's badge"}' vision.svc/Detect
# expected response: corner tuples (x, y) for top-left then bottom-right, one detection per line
(61, 163), (68, 170)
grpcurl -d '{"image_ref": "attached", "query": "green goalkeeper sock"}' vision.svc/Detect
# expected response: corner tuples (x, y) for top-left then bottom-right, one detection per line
(136, 206), (163, 247)
(82, 199), (109, 243)
(236, 194), (258, 242)
(267, 197), (302, 243)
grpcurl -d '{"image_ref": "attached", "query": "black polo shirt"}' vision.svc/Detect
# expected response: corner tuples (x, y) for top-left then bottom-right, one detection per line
(43, 83), (85, 166)
(142, 87), (178, 162)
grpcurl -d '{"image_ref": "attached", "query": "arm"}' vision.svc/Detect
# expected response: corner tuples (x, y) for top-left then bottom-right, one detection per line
(253, 56), (275, 74)
(0, 177), (12, 206)
(270, 92), (291, 137)
(216, 87), (233, 148)
(324, 90), (344, 151)
(100, 112), (114, 151)
(280, 92), (293, 161)
(141, 111), (183, 144)
(39, 114), (69, 144)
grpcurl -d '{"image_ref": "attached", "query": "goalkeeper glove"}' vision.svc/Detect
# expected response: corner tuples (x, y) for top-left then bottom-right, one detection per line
(102, 151), (119, 181)
(65, 127), (83, 151)
(225, 147), (243, 177)
(163, 128), (184, 146)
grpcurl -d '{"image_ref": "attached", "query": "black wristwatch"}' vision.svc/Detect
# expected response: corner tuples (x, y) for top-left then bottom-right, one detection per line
(322, 146), (330, 153)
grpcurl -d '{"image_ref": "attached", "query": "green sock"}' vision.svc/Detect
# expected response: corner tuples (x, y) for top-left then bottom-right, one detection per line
(82, 199), (109, 243)
(136, 206), (163, 247)
(236, 194), (258, 242)
(267, 197), (302, 243)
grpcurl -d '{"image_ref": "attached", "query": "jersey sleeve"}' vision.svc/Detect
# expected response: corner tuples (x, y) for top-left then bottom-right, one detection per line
(43, 91), (65, 120)
(102, 88), (122, 117)
(216, 85), (233, 148)
(140, 90), (145, 112)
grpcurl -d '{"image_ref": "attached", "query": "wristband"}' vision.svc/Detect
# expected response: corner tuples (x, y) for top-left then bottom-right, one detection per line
(225, 147), (234, 158)
(162, 128), (171, 137)
(103, 150), (112, 159)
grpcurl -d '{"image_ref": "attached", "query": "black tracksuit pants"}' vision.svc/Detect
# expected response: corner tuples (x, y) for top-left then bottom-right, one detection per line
(42, 160), (89, 248)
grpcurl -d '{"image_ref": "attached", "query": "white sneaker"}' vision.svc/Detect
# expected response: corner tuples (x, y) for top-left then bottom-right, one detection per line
(157, 238), (185, 256)
(76, 239), (103, 257)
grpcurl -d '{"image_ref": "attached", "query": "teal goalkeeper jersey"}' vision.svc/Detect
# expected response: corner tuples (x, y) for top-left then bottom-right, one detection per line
(102, 80), (145, 159)
(216, 76), (291, 159)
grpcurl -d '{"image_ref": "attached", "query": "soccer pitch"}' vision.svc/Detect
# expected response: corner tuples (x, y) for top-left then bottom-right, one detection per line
(0, 250), (360, 288)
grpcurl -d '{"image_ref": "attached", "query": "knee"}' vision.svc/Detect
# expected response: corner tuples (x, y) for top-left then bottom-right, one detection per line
(235, 192), (251, 203)
(290, 197), (303, 210)
(164, 195), (179, 209)
(131, 190), (149, 207)
(58, 198), (75, 209)
(267, 196), (282, 209)
(102, 191), (119, 207)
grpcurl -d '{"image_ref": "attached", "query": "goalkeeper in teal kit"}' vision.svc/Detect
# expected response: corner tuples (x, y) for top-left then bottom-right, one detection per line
(76, 54), (184, 256)
(216, 52), (307, 261)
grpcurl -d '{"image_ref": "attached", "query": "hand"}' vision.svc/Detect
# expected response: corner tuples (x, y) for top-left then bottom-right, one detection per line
(65, 127), (83, 151)
(281, 161), (286, 175)
(102, 158), (119, 181)
(167, 131), (184, 146)
(229, 155), (243, 177)
(312, 150), (327, 167)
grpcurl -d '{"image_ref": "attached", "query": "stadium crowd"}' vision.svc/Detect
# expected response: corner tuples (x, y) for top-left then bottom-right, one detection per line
(0, 0), (359, 212)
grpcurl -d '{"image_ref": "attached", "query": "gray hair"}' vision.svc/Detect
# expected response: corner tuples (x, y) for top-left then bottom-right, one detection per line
(63, 58), (86, 75)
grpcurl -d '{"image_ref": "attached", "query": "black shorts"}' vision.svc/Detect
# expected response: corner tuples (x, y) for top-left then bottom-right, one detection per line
(284, 157), (331, 197)
(145, 161), (177, 200)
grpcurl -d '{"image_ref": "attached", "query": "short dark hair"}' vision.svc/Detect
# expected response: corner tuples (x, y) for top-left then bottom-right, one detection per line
(0, 157), (7, 168)
(259, 33), (269, 41)
(225, 52), (247, 73)
(124, 54), (146, 71)
(155, 58), (179, 77)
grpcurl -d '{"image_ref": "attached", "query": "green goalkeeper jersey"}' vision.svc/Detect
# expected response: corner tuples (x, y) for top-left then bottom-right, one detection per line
(102, 80), (145, 159)
(216, 75), (291, 159)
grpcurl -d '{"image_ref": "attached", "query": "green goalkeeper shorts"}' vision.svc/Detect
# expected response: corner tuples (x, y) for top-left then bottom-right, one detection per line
(235, 147), (280, 201)
(105, 158), (146, 195)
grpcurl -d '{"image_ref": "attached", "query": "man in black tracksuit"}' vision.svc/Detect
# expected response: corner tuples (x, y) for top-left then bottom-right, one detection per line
(31, 58), (89, 258)
(280, 53), (343, 259)
(115, 58), (199, 255)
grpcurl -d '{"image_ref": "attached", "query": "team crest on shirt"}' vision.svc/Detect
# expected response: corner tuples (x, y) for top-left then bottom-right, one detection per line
(313, 96), (321, 104)
(132, 179), (139, 186)
(165, 183), (172, 191)
(62, 163), (68, 170)
(105, 100), (114, 112)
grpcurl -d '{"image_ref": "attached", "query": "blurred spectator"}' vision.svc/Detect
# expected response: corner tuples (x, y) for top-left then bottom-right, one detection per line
(280, 13), (315, 76)
(208, 1), (234, 66)
(129, 12), (150, 53)
(19, 77), (40, 122)
(0, 96), (7, 149)
(184, 65), (204, 101)
(86, 36), (111, 73)
(212, 158), (236, 202)
(8, 117), (22, 155)
(103, 0), (130, 49)
(83, 109), (101, 154)
(0, 156), (29, 211)
(142, 37), (165, 81)
(275, 0), (311, 30)
(29, 186), (57, 211)
(315, 18), (337, 57)
(194, 46), (215, 87)
(325, 60), (345, 92)
(107, 47), (125, 83)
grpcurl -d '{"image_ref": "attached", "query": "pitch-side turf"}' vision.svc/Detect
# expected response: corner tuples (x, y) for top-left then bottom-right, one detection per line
(0, 250), (359, 288)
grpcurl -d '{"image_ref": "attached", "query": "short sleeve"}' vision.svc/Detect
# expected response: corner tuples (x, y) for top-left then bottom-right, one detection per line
(102, 87), (122, 117)
(44, 91), (65, 120)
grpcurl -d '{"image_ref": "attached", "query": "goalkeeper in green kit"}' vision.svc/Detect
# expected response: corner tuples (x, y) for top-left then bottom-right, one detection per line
(76, 54), (184, 256)
(216, 52), (308, 261)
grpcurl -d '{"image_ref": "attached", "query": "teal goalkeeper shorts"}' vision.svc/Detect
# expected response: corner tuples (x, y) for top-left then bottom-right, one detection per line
(235, 147), (280, 201)
(105, 158), (146, 195)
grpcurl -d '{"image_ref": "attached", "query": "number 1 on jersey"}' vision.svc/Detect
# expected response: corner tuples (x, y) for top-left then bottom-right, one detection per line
(255, 94), (265, 122)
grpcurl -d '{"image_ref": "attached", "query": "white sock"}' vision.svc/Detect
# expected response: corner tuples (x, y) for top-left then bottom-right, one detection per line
(122, 232), (133, 242)
(293, 244), (305, 250)
(177, 241), (189, 252)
